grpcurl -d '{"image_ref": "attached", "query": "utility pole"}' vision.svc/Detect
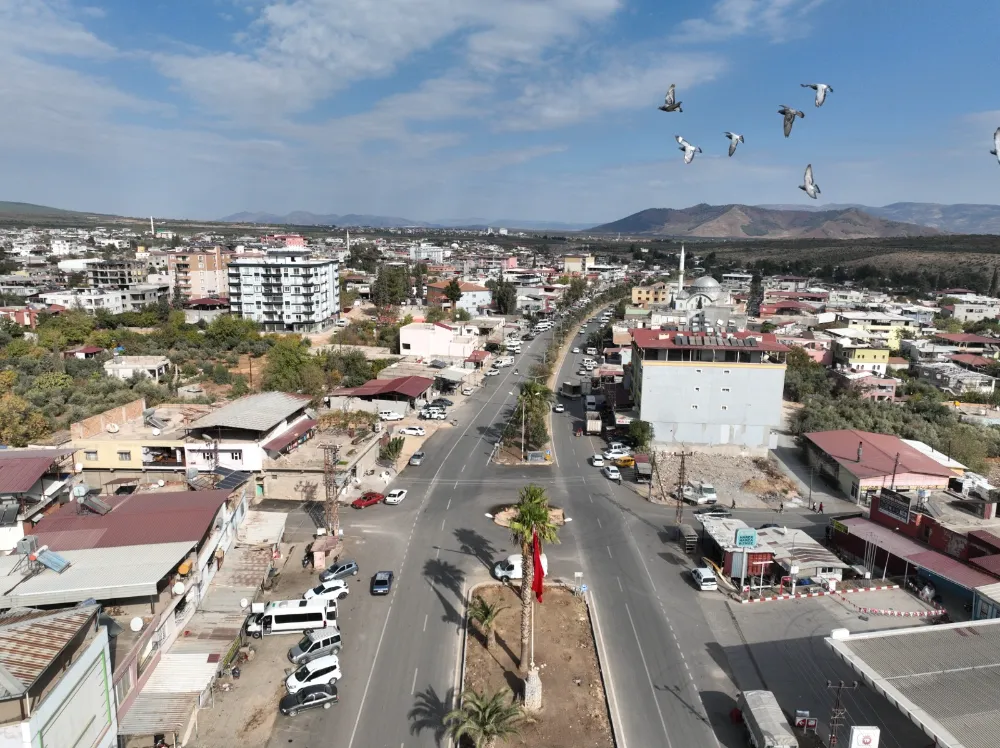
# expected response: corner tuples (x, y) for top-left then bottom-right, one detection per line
(890, 452), (900, 490)
(826, 680), (858, 746)
(322, 443), (342, 539)
(675, 450), (693, 526)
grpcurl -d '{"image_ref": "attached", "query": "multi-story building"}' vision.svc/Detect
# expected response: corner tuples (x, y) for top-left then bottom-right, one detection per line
(941, 299), (1000, 324)
(632, 282), (671, 307)
(916, 362), (997, 396)
(399, 321), (477, 360)
(833, 310), (920, 349)
(86, 259), (148, 289)
(426, 281), (492, 315)
(630, 329), (789, 450)
(831, 336), (890, 375)
(227, 249), (339, 332)
(562, 254), (594, 275)
(125, 283), (170, 310)
(39, 288), (127, 315)
(409, 244), (445, 263)
(166, 246), (232, 300)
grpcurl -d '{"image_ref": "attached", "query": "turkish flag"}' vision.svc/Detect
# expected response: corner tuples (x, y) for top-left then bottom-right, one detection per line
(531, 531), (545, 603)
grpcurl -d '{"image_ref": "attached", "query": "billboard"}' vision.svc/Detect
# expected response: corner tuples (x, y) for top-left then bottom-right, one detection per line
(848, 726), (880, 748)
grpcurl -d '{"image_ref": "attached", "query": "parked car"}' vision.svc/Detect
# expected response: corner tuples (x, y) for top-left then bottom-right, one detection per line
(409, 451), (426, 466)
(385, 489), (408, 505)
(461, 386), (473, 396)
(288, 629), (343, 665)
(603, 447), (630, 461)
(614, 455), (635, 468)
(572, 347), (580, 353)
(371, 571), (394, 596)
(759, 523), (781, 530)
(591, 454), (605, 467)
(694, 505), (733, 519)
(420, 410), (447, 420)
(398, 426), (425, 437)
(378, 411), (404, 421)
(483, 369), (499, 377)
(691, 567), (718, 592)
(285, 655), (342, 695)
(351, 492), (384, 509)
(279, 684), (339, 716)
(303, 578), (350, 602)
(494, 552), (548, 582)
(319, 559), (359, 583)
(603, 465), (622, 482)
(431, 398), (454, 407)
(553, 403), (565, 413)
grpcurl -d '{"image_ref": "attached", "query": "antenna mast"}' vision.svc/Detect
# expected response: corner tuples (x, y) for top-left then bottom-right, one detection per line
(322, 443), (342, 539)
(826, 680), (858, 746)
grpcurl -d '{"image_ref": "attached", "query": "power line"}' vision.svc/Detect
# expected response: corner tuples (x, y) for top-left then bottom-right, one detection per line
(826, 679), (858, 746)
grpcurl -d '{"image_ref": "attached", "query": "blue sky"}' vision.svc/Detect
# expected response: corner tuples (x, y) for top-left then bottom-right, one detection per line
(1, 0), (997, 224)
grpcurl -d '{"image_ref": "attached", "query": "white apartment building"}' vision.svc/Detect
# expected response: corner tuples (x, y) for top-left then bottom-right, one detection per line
(941, 298), (1000, 324)
(39, 288), (127, 315)
(409, 244), (445, 263)
(227, 249), (339, 333)
(399, 322), (477, 360)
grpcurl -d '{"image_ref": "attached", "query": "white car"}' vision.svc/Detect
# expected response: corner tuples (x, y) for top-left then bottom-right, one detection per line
(379, 411), (404, 421)
(285, 655), (342, 695)
(462, 386), (473, 395)
(303, 579), (349, 602)
(591, 454), (605, 467)
(603, 447), (630, 461)
(398, 426), (425, 436)
(385, 489), (408, 505)
(572, 347), (580, 354)
(603, 465), (622, 481)
(483, 369), (499, 377)
(553, 403), (565, 413)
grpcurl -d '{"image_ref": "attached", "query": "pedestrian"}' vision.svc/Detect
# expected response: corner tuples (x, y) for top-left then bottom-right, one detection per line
(819, 502), (824, 514)
(731, 498), (736, 509)
(779, 502), (784, 514)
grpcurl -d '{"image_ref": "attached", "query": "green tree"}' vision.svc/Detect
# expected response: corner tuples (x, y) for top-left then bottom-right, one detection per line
(372, 265), (408, 308)
(379, 436), (405, 463)
(467, 595), (508, 652)
(494, 281), (518, 316)
(454, 308), (472, 322)
(444, 688), (523, 748)
(425, 306), (447, 323)
(261, 336), (324, 396)
(508, 484), (559, 673)
(0, 393), (49, 447)
(513, 380), (552, 450)
(229, 374), (250, 398)
(205, 314), (260, 348)
(443, 279), (463, 318)
(747, 273), (763, 317)
(783, 346), (831, 402)
(628, 419), (653, 451)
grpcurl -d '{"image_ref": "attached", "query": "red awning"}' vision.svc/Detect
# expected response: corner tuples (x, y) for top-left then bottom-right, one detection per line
(262, 419), (317, 453)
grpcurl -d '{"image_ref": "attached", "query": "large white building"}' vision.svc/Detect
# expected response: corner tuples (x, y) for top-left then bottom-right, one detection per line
(399, 321), (477, 360)
(630, 329), (789, 450)
(39, 288), (127, 314)
(227, 249), (339, 332)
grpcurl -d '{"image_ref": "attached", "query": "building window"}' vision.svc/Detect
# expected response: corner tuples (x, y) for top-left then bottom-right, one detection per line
(117, 451), (132, 461)
(84, 450), (98, 461)
(721, 387), (731, 393)
(114, 668), (134, 705)
(723, 369), (731, 374)
(402, 343), (411, 350)
(229, 450), (243, 461)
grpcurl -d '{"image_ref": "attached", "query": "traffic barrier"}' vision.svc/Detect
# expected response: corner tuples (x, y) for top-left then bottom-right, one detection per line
(741, 583), (900, 604)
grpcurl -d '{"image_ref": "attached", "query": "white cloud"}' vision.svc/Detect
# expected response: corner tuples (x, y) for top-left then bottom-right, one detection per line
(0, 0), (115, 57)
(671, 0), (825, 44)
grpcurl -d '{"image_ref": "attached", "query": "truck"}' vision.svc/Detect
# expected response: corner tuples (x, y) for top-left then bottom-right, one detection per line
(682, 481), (718, 505)
(561, 381), (582, 399)
(585, 410), (602, 435)
(737, 690), (797, 748)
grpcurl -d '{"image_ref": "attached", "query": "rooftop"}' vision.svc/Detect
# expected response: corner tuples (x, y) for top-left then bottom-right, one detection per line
(329, 375), (434, 400)
(104, 355), (170, 367)
(187, 392), (312, 432)
(826, 618), (1000, 748)
(804, 430), (955, 480)
(934, 333), (1000, 346)
(631, 328), (788, 353)
(0, 448), (74, 494)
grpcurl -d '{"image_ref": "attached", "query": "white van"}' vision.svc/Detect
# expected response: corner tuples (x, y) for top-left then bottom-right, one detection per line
(245, 599), (338, 637)
(691, 567), (718, 591)
(378, 410), (404, 421)
(493, 553), (549, 582)
(586, 347), (597, 356)
(495, 357), (515, 368)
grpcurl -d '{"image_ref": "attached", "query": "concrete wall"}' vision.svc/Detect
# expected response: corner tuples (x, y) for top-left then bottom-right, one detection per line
(637, 362), (785, 449)
(71, 399), (147, 440)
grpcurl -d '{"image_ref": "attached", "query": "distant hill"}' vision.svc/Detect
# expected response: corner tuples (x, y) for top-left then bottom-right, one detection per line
(756, 202), (1000, 235)
(218, 211), (431, 228)
(589, 203), (942, 239)
(0, 201), (98, 218)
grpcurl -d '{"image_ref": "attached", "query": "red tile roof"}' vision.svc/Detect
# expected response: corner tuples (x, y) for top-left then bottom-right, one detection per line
(465, 350), (489, 362)
(803, 430), (954, 480)
(934, 333), (1000, 345)
(631, 328), (790, 353)
(330, 375), (434, 400)
(262, 418), (317, 453)
(887, 357), (910, 365)
(33, 490), (231, 551)
(0, 449), (73, 494)
(951, 353), (994, 368)
(186, 297), (230, 307)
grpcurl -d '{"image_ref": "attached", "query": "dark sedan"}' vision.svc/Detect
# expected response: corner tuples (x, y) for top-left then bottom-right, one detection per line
(351, 492), (385, 509)
(371, 570), (394, 596)
(694, 505), (733, 519)
(279, 684), (338, 716)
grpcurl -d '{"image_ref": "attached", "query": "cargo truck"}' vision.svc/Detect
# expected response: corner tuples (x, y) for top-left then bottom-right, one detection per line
(561, 381), (582, 399)
(737, 690), (797, 748)
(585, 410), (602, 435)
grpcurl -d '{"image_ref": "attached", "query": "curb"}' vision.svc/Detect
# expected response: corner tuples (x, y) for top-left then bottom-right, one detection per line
(834, 591), (945, 618)
(740, 583), (899, 604)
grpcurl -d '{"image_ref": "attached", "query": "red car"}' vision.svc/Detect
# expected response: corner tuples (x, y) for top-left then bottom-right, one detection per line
(351, 492), (385, 509)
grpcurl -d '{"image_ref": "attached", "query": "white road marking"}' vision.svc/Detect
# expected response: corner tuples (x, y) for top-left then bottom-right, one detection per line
(435, 547), (441, 559)
(441, 518), (446, 532)
(596, 518), (603, 529)
(589, 494), (593, 503)
(423, 614), (428, 632)
(617, 577), (623, 591)
(587, 593), (628, 748)
(625, 604), (675, 748)
(411, 668), (419, 695)
(446, 498), (451, 511)
(461, 464), (466, 472)
(346, 601), (394, 748)
(453, 481), (458, 489)
(607, 546), (613, 559)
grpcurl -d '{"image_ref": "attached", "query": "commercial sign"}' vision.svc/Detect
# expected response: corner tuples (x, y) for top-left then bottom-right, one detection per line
(734, 528), (758, 549)
(848, 726), (880, 748)
(832, 520), (849, 535)
(877, 492), (910, 524)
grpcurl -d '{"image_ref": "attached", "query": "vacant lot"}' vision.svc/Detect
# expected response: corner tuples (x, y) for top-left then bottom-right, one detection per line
(463, 584), (613, 748)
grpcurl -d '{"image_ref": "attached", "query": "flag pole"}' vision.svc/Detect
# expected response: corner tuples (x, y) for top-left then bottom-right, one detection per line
(530, 597), (535, 668)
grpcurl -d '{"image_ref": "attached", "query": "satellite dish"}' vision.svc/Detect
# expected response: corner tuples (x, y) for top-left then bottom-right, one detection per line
(152, 428), (161, 436)
(172, 581), (185, 596)
(240, 598), (249, 609)
(129, 617), (144, 632)
(157, 479), (165, 487)
(75, 463), (83, 473)
(106, 423), (120, 434)
(73, 485), (87, 498)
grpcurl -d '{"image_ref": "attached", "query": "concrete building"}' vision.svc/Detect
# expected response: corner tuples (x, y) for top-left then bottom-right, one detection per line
(103, 355), (171, 382)
(632, 282), (671, 307)
(87, 259), (148, 289)
(630, 329), (789, 450)
(124, 283), (169, 310)
(398, 322), (477, 360)
(831, 335), (890, 375)
(562, 254), (594, 275)
(0, 605), (117, 748)
(833, 310), (920, 349)
(0, 448), (75, 552)
(39, 288), (127, 315)
(426, 281), (491, 315)
(227, 249), (339, 332)
(832, 369), (897, 400)
(409, 244), (445, 263)
(916, 362), (997, 396)
(184, 297), (230, 324)
(940, 298), (1000, 323)
(164, 246), (231, 300)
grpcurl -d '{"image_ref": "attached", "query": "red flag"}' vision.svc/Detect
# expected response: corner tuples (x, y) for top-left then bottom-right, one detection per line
(531, 531), (545, 603)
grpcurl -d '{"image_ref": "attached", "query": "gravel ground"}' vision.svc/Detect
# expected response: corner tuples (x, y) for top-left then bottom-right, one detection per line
(645, 452), (801, 509)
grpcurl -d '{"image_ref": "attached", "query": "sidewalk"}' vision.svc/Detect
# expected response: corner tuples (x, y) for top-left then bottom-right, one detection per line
(769, 435), (862, 516)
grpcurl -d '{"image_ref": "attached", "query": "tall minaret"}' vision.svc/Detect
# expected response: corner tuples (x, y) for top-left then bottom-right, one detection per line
(675, 243), (686, 309)
(346, 229), (351, 253)
(150, 216), (155, 235)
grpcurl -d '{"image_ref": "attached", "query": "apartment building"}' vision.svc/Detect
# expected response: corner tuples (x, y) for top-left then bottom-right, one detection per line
(632, 282), (671, 307)
(87, 259), (148, 289)
(227, 249), (339, 332)
(166, 246), (232, 300)
(941, 299), (1000, 324)
(834, 310), (920, 349)
(39, 288), (127, 315)
(916, 362), (997, 397)
(562, 254), (594, 275)
(426, 280), (492, 314)
(630, 329), (789, 450)
(832, 336), (890, 375)
(409, 244), (445, 263)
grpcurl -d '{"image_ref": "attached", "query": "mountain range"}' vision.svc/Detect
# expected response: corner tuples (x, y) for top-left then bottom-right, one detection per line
(218, 210), (591, 231)
(587, 204), (943, 239)
(754, 202), (1000, 235)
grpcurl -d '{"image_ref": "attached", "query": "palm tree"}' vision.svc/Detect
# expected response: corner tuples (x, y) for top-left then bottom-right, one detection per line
(468, 594), (507, 651)
(508, 484), (559, 673)
(445, 688), (523, 748)
(516, 380), (552, 451)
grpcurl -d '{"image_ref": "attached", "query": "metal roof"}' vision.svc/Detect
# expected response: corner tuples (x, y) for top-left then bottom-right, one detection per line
(906, 550), (997, 591)
(262, 418), (317, 453)
(0, 448), (74, 494)
(804, 430), (955, 480)
(827, 619), (1000, 748)
(0, 605), (98, 698)
(0, 542), (194, 608)
(187, 392), (312, 432)
(330, 375), (434, 400)
(33, 489), (229, 550)
(118, 692), (199, 736)
(141, 652), (220, 694)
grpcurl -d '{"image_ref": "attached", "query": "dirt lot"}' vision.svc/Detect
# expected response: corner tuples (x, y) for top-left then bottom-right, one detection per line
(463, 584), (613, 748)
(646, 452), (799, 509)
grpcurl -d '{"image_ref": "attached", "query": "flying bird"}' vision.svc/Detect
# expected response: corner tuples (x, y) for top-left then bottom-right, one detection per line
(801, 83), (834, 107)
(799, 164), (820, 199)
(778, 105), (805, 137)
(675, 135), (702, 164)
(658, 84), (682, 112)
(723, 132), (744, 157)
(991, 127), (1000, 165)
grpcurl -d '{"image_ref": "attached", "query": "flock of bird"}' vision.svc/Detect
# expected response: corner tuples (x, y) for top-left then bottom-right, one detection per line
(658, 81), (834, 199)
